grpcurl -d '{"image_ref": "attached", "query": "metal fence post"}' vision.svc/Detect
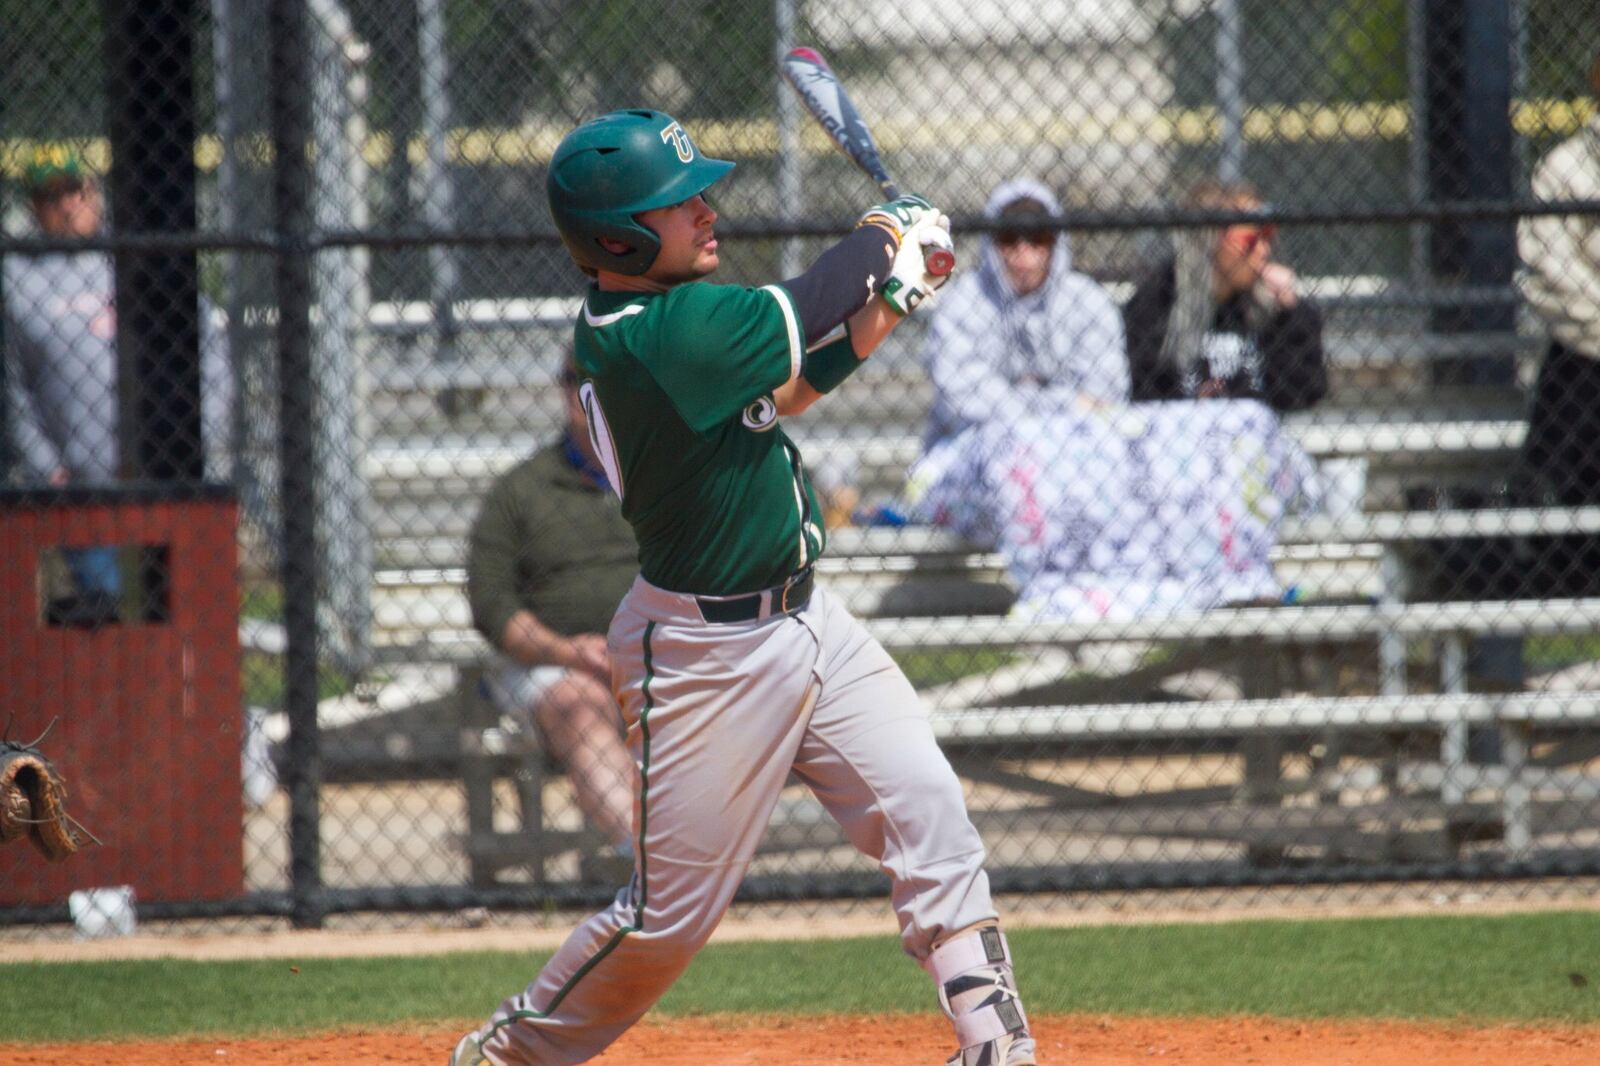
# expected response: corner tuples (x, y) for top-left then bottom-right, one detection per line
(417, 0), (460, 365)
(1423, 0), (1516, 351)
(270, 0), (325, 930)
(103, 0), (203, 482)
(775, 0), (802, 277)
(310, 0), (375, 677)
(1215, 0), (1246, 184)
(1407, 0), (1430, 290)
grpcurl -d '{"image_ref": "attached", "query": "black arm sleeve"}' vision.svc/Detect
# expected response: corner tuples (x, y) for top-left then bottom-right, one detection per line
(1259, 301), (1328, 412)
(779, 226), (897, 345)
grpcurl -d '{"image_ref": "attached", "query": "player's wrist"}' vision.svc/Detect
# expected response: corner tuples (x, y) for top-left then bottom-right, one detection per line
(801, 324), (863, 393)
(853, 215), (903, 247)
(855, 194), (935, 246)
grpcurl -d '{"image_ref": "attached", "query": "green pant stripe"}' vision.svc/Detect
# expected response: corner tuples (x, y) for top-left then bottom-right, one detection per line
(633, 620), (654, 923)
(491, 620), (657, 1028)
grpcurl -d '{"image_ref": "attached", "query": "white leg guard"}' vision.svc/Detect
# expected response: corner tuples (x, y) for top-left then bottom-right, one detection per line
(923, 925), (1037, 1066)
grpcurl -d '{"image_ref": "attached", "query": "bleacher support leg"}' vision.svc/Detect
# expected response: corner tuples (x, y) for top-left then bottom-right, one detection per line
(458, 668), (501, 890)
(1499, 719), (1532, 859)
(1378, 550), (1408, 698)
(1440, 634), (1469, 806)
(1240, 651), (1286, 867)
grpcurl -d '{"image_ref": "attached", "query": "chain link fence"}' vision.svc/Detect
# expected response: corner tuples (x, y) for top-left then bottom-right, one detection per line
(2, 0), (1599, 938)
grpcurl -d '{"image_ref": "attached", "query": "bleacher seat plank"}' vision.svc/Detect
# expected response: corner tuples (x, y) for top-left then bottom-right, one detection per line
(365, 598), (1600, 667)
(867, 599), (1600, 651)
(924, 692), (1600, 745)
(362, 417), (1528, 499)
(1280, 506), (1600, 544)
(369, 507), (1600, 585)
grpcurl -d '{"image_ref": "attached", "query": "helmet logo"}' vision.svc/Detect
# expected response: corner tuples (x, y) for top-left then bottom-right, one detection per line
(741, 394), (779, 432)
(660, 120), (695, 163)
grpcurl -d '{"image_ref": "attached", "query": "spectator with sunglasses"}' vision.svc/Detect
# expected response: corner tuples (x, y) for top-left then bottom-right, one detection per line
(1123, 179), (1326, 412)
(920, 177), (1128, 450)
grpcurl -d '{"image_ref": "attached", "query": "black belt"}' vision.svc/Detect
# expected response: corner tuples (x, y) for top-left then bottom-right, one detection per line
(695, 567), (814, 624)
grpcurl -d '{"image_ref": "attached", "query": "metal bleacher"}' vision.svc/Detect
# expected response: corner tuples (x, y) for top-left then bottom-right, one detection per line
(297, 285), (1600, 880)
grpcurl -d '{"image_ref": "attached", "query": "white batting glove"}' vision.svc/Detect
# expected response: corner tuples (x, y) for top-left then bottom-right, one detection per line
(879, 214), (954, 316)
(855, 194), (940, 244)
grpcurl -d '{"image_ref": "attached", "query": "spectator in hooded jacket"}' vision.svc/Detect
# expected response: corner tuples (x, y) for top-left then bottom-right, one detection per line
(1518, 52), (1600, 510)
(1510, 51), (1600, 601)
(1123, 179), (1327, 413)
(921, 177), (1128, 450)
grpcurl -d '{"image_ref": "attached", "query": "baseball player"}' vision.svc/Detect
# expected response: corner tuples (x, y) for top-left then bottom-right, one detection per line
(452, 108), (1037, 1066)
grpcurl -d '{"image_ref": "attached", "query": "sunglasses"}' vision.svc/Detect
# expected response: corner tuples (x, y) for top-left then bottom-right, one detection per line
(1223, 223), (1277, 254)
(996, 229), (1053, 248)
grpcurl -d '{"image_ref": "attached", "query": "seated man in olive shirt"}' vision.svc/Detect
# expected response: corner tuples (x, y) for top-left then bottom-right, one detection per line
(466, 361), (637, 871)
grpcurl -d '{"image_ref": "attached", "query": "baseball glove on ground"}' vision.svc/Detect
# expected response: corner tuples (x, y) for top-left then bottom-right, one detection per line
(0, 733), (85, 861)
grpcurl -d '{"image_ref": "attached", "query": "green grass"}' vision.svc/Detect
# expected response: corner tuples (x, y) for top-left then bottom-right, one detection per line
(888, 635), (1600, 683)
(3, 912), (1599, 1042)
(239, 651), (360, 708)
(239, 580), (285, 622)
(1524, 634), (1600, 672)
(891, 647), (1015, 688)
(236, 579), (360, 707)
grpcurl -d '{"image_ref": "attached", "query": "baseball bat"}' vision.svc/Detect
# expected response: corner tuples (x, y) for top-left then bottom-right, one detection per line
(780, 46), (956, 277)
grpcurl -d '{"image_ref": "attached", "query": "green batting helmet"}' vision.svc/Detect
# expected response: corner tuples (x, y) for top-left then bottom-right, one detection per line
(546, 109), (735, 275)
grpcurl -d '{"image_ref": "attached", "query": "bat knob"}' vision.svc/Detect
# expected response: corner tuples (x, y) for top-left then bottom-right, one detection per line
(919, 226), (956, 278)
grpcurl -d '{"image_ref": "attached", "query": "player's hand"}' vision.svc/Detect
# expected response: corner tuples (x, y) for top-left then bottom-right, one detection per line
(855, 194), (940, 244)
(880, 214), (954, 316)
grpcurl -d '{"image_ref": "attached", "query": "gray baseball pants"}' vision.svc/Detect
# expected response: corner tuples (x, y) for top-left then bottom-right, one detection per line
(477, 578), (996, 1065)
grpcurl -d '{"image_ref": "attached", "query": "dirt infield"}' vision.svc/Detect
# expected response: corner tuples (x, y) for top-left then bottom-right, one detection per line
(7, 1013), (1600, 1065)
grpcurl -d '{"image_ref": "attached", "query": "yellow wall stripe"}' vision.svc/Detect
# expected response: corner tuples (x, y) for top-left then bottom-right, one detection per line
(4, 97), (1592, 178)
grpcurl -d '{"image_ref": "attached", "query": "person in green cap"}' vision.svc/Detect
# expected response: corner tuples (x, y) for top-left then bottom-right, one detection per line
(6, 147), (122, 606)
(451, 109), (1038, 1066)
(21, 146), (102, 240)
(5, 145), (234, 612)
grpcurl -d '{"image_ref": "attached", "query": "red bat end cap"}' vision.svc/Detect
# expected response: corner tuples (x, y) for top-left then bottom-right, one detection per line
(787, 46), (827, 67)
(925, 247), (956, 277)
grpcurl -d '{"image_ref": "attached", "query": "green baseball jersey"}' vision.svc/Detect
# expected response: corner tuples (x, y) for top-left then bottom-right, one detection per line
(572, 281), (826, 595)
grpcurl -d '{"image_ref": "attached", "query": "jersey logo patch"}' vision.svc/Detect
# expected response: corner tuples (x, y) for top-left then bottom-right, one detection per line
(741, 394), (779, 432)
